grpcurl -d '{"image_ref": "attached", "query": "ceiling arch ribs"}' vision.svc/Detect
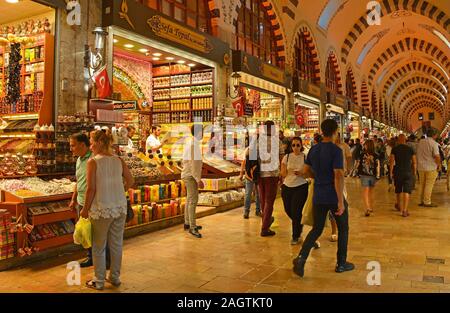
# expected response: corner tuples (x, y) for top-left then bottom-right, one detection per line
(340, 0), (450, 65)
(395, 86), (446, 111)
(381, 62), (449, 98)
(394, 88), (444, 111)
(367, 37), (450, 87)
(391, 76), (446, 101)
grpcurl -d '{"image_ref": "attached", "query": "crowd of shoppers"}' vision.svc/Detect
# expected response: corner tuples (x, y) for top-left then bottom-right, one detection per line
(69, 116), (450, 288)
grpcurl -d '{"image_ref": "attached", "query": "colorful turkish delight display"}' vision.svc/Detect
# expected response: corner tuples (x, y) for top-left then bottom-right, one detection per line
(0, 177), (75, 198)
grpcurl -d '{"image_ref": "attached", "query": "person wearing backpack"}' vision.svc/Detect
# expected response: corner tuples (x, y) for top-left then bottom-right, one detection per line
(280, 137), (308, 245)
(239, 139), (261, 219)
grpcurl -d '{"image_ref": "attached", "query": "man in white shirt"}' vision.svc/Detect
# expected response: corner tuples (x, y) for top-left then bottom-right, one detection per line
(181, 124), (205, 238)
(416, 129), (441, 207)
(146, 125), (165, 154)
(124, 126), (136, 154)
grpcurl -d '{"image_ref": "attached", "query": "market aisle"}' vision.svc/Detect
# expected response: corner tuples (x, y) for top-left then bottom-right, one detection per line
(2, 177), (450, 293)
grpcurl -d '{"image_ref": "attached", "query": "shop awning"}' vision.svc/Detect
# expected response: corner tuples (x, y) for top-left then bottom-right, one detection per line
(232, 50), (289, 88)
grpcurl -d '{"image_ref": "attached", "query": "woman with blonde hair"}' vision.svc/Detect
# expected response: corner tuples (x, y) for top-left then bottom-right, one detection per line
(81, 129), (134, 290)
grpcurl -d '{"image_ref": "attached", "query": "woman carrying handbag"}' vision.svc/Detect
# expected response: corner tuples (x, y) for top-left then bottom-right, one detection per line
(280, 137), (308, 245)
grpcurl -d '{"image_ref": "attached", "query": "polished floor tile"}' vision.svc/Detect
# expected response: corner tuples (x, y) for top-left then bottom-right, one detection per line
(1, 177), (450, 293)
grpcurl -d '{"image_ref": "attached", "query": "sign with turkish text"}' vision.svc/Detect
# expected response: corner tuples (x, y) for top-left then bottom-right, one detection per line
(113, 100), (137, 111)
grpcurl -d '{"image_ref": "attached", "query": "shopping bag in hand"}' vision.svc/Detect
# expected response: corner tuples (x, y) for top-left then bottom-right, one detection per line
(73, 218), (92, 249)
(301, 179), (330, 227)
(301, 180), (314, 226)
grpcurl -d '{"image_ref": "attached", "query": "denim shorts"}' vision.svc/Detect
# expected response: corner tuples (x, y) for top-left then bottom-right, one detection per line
(360, 175), (377, 188)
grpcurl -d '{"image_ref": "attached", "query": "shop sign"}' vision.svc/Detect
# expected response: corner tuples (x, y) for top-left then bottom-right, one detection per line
(326, 104), (345, 115)
(232, 50), (289, 87)
(147, 16), (212, 54)
(293, 77), (322, 100)
(103, 0), (230, 65)
(113, 100), (137, 111)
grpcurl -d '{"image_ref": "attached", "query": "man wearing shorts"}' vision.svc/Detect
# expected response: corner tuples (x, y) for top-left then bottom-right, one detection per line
(390, 134), (417, 217)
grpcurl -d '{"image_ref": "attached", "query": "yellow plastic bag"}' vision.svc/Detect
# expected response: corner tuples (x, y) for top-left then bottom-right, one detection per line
(301, 180), (314, 227)
(301, 179), (330, 227)
(73, 218), (92, 249)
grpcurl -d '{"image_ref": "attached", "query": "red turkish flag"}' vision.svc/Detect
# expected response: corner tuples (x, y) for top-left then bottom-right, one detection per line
(94, 66), (112, 99)
(295, 105), (304, 126)
(232, 97), (244, 117)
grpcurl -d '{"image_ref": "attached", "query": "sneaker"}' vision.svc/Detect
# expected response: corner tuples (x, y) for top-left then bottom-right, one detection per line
(79, 257), (93, 268)
(313, 241), (321, 249)
(423, 203), (438, 207)
(291, 238), (300, 245)
(184, 224), (202, 230)
(106, 277), (121, 287)
(260, 229), (276, 237)
(243, 212), (249, 219)
(188, 228), (202, 238)
(292, 256), (306, 277)
(335, 262), (355, 273)
(418, 203), (424, 207)
(255, 211), (262, 217)
(330, 234), (338, 242)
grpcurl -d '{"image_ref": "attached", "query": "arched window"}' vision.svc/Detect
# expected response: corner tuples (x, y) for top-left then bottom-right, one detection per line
(293, 30), (319, 84)
(345, 69), (357, 104)
(138, 0), (211, 33)
(325, 53), (339, 93)
(236, 0), (282, 67)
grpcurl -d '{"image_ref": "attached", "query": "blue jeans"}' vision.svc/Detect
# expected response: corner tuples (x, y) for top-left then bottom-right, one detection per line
(244, 178), (260, 214)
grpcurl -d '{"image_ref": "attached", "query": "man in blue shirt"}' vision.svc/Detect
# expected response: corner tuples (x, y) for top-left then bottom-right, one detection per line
(293, 119), (354, 277)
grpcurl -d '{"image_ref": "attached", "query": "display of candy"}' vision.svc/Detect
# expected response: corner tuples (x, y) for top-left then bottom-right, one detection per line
(29, 220), (74, 243)
(191, 71), (212, 84)
(0, 177), (75, 197)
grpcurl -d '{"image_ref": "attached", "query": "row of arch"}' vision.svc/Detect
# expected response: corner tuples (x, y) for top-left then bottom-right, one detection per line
(142, 0), (448, 130)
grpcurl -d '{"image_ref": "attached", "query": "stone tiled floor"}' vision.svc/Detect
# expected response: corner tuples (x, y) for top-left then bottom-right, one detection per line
(1, 177), (450, 293)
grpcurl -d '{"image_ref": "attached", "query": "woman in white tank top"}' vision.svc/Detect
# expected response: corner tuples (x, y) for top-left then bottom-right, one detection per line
(81, 130), (134, 290)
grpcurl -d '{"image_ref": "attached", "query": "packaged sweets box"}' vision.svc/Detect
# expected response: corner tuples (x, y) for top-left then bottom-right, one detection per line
(0, 210), (12, 232)
(0, 244), (15, 260)
(0, 231), (15, 246)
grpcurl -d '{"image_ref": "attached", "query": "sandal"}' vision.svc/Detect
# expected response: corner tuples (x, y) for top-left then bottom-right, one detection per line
(86, 279), (104, 290)
(365, 210), (371, 217)
(402, 211), (410, 217)
(330, 234), (338, 242)
(106, 277), (122, 287)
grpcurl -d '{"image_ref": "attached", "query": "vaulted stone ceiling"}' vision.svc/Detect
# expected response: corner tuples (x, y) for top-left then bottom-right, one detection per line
(276, 0), (450, 132)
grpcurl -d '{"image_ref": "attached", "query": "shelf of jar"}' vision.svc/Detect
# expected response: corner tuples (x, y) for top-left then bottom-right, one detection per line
(153, 82), (213, 89)
(0, 113), (39, 119)
(24, 60), (44, 65)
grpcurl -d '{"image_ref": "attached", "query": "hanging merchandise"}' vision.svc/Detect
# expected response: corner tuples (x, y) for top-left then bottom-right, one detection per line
(295, 105), (305, 127)
(251, 90), (261, 113)
(6, 43), (22, 112)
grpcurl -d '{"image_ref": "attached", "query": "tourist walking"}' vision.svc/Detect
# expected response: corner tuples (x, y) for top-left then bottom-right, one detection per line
(390, 134), (417, 217)
(182, 124), (205, 238)
(351, 138), (363, 177)
(239, 138), (261, 219)
(292, 119), (353, 278)
(416, 129), (441, 207)
(256, 121), (280, 237)
(356, 140), (381, 217)
(280, 137), (308, 245)
(81, 130), (134, 290)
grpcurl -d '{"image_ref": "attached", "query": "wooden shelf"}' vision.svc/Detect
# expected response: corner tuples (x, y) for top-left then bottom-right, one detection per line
(125, 214), (184, 230)
(31, 233), (73, 251)
(24, 60), (45, 65)
(191, 95), (212, 98)
(199, 186), (244, 193)
(2, 191), (72, 204)
(153, 82), (213, 89)
(130, 196), (186, 206)
(30, 210), (77, 226)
